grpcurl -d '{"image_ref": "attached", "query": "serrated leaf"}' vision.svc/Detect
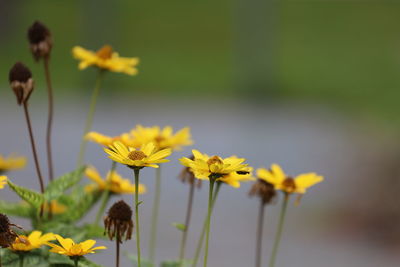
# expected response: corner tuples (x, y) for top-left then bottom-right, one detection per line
(172, 222), (186, 232)
(0, 200), (33, 218)
(44, 167), (85, 201)
(7, 180), (44, 208)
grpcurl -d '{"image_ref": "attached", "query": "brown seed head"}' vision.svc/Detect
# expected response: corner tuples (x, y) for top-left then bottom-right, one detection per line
(27, 21), (52, 60)
(104, 200), (134, 242)
(108, 200), (132, 222)
(96, 45), (113, 59)
(9, 62), (34, 105)
(0, 213), (18, 248)
(249, 179), (276, 205)
(128, 150), (147, 161)
(0, 213), (10, 233)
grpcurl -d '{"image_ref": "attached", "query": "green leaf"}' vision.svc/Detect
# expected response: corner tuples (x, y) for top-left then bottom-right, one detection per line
(7, 180), (44, 208)
(44, 167), (85, 201)
(137, 201), (143, 207)
(0, 200), (33, 218)
(125, 253), (154, 267)
(172, 222), (186, 232)
(58, 189), (101, 223)
(160, 259), (193, 267)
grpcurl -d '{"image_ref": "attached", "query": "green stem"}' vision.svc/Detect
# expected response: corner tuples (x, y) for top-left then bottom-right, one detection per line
(77, 70), (105, 167)
(255, 200), (265, 267)
(94, 161), (116, 225)
(149, 166), (161, 263)
(203, 179), (216, 267)
(178, 180), (195, 265)
(19, 254), (24, 267)
(268, 193), (290, 267)
(134, 168), (142, 267)
(74, 257), (79, 267)
(44, 56), (55, 182)
(192, 182), (221, 267)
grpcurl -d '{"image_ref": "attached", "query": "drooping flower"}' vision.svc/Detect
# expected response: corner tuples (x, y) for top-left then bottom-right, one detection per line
(104, 141), (171, 169)
(257, 164), (323, 195)
(130, 125), (193, 151)
(72, 45), (139, 75)
(85, 131), (133, 147)
(179, 150), (249, 180)
(10, 231), (55, 252)
(0, 155), (26, 174)
(84, 166), (146, 194)
(46, 235), (106, 256)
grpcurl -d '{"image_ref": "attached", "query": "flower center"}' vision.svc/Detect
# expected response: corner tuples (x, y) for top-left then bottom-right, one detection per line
(207, 156), (223, 166)
(128, 150), (147, 161)
(155, 135), (165, 143)
(96, 45), (113, 59)
(282, 177), (296, 193)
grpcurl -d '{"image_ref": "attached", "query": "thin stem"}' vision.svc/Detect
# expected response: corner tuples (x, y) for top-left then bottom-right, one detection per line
(94, 161), (116, 225)
(255, 200), (266, 267)
(203, 179), (215, 267)
(134, 168), (142, 267)
(116, 235), (120, 267)
(269, 194), (290, 267)
(43, 57), (54, 181)
(149, 166), (161, 263)
(23, 103), (45, 194)
(192, 182), (221, 267)
(19, 254), (24, 267)
(77, 70), (104, 167)
(178, 180), (195, 265)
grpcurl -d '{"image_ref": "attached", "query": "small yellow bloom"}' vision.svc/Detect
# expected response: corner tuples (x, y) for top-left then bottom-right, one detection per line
(104, 141), (171, 169)
(85, 131), (133, 147)
(72, 45), (139, 75)
(0, 154), (26, 173)
(218, 166), (255, 188)
(130, 125), (193, 151)
(257, 164), (323, 194)
(43, 200), (67, 214)
(10, 231), (55, 252)
(180, 150), (249, 181)
(85, 166), (146, 194)
(47, 235), (106, 256)
(0, 176), (7, 189)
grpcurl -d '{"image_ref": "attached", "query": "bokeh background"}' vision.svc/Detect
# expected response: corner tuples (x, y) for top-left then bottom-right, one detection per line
(1, 0), (400, 266)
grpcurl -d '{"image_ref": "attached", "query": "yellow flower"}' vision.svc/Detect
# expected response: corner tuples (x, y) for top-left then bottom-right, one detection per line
(10, 231), (55, 252)
(72, 45), (139, 75)
(85, 166), (146, 194)
(218, 166), (255, 188)
(180, 150), (249, 181)
(104, 141), (171, 169)
(43, 200), (67, 214)
(0, 154), (26, 173)
(85, 131), (133, 147)
(130, 125), (193, 151)
(257, 164), (323, 194)
(47, 235), (106, 256)
(0, 176), (7, 189)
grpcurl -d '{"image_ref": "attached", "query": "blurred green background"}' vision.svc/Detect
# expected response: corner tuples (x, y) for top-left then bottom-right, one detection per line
(2, 0), (400, 123)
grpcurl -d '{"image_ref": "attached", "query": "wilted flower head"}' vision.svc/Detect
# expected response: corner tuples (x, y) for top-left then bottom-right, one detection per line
(72, 45), (139, 75)
(130, 125), (193, 151)
(180, 150), (249, 181)
(10, 231), (55, 252)
(0, 154), (26, 174)
(257, 164), (323, 195)
(0, 213), (18, 248)
(104, 200), (134, 243)
(9, 62), (34, 105)
(27, 21), (52, 60)
(104, 141), (171, 169)
(249, 179), (276, 205)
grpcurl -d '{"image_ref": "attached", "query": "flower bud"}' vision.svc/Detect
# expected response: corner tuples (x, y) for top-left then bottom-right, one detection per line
(27, 21), (52, 61)
(9, 62), (34, 105)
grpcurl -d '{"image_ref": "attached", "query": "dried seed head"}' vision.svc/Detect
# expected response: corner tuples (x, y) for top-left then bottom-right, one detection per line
(179, 155), (201, 188)
(9, 62), (34, 105)
(249, 179), (276, 205)
(27, 21), (52, 60)
(0, 213), (18, 248)
(104, 200), (134, 243)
